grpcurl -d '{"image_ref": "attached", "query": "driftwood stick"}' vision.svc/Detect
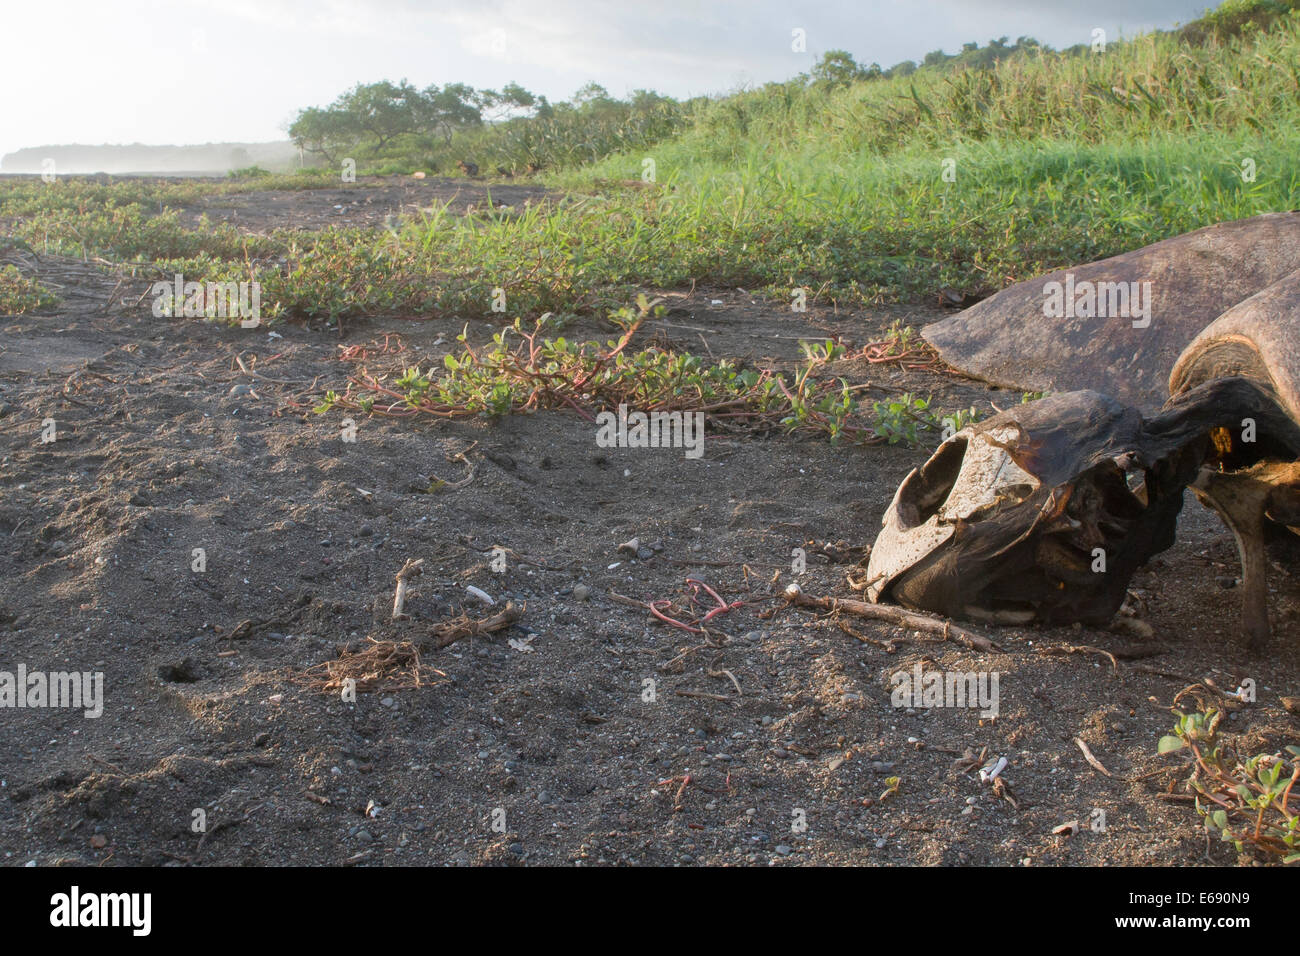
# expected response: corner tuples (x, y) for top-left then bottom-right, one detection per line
(783, 584), (1000, 652)
(392, 558), (424, 619)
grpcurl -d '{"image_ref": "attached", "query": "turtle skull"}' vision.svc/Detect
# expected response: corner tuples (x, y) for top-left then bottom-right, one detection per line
(866, 425), (1040, 603)
(867, 391), (1197, 626)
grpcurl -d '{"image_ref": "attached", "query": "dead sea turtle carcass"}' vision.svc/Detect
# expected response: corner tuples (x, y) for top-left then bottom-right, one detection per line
(867, 219), (1300, 647)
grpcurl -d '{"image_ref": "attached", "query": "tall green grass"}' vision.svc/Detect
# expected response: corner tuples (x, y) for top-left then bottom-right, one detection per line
(1, 3), (1297, 322)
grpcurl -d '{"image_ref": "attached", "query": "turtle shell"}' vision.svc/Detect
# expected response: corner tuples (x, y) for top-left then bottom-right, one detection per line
(1168, 266), (1300, 429)
(923, 212), (1300, 413)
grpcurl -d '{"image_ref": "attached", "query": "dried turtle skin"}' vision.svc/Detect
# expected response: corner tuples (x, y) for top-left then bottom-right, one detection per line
(923, 212), (1300, 413)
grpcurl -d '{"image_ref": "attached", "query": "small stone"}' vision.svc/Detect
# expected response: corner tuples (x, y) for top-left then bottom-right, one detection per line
(775, 845), (792, 856)
(572, 584), (591, 601)
(356, 830), (374, 843)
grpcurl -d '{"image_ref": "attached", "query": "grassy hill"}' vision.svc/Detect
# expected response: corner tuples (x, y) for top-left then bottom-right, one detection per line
(2, 0), (1298, 322)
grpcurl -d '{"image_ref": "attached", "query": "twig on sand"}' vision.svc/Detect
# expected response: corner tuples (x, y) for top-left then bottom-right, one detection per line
(1133, 668), (1243, 709)
(1039, 643), (1119, 672)
(234, 352), (318, 387)
(674, 689), (735, 703)
(87, 754), (125, 775)
(783, 584), (1000, 652)
(430, 443), (478, 491)
(196, 801), (265, 856)
(1073, 737), (1116, 778)
(392, 558), (424, 620)
(606, 589), (650, 609)
(837, 618), (899, 653)
(710, 668), (743, 696)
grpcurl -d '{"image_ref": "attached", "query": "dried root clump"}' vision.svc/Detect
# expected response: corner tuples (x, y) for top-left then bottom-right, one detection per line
(298, 637), (447, 694)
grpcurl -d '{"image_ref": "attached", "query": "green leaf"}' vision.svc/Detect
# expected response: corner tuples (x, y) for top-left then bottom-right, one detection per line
(1157, 735), (1186, 754)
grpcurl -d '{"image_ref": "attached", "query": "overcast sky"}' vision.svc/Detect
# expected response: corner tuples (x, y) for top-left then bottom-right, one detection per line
(0, 0), (1215, 158)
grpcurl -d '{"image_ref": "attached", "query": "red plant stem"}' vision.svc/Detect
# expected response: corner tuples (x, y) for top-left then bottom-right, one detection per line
(648, 599), (703, 634)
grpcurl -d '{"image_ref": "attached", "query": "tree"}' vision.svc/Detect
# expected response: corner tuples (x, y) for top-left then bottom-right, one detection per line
(418, 83), (483, 143)
(335, 80), (422, 149)
(477, 81), (539, 123)
(572, 82), (614, 108)
(288, 79), (487, 157)
(811, 50), (867, 88)
(288, 105), (362, 164)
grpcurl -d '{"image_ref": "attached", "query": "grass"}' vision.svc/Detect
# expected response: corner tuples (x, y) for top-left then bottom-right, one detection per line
(308, 296), (976, 446)
(0, 263), (56, 314)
